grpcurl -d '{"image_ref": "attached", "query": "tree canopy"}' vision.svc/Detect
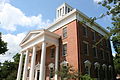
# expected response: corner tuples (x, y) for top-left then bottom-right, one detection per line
(0, 32), (8, 55)
(0, 53), (20, 80)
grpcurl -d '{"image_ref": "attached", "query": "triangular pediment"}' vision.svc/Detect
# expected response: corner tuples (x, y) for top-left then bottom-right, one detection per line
(20, 30), (43, 45)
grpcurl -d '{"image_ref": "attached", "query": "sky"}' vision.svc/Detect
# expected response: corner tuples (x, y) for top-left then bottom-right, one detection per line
(0, 0), (116, 62)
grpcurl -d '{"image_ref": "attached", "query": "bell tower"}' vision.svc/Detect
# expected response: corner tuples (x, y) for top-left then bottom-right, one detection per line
(56, 3), (73, 19)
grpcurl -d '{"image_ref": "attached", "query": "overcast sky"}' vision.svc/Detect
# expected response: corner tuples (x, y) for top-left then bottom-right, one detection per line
(0, 0), (116, 62)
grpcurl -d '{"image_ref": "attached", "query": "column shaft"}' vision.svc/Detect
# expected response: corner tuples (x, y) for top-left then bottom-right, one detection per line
(22, 50), (29, 80)
(35, 70), (38, 80)
(55, 45), (59, 80)
(16, 53), (23, 80)
(39, 42), (46, 80)
(29, 46), (37, 80)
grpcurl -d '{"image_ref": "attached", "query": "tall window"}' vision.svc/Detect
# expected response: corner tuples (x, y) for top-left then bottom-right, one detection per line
(95, 67), (100, 79)
(49, 67), (54, 79)
(62, 44), (67, 56)
(91, 31), (96, 41)
(50, 48), (55, 58)
(82, 26), (87, 37)
(93, 47), (97, 58)
(63, 27), (67, 38)
(99, 49), (104, 59)
(83, 42), (89, 55)
(85, 66), (89, 74)
(101, 50), (105, 60)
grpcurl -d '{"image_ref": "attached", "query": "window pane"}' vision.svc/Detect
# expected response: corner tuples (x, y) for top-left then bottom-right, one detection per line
(92, 31), (95, 41)
(85, 66), (89, 74)
(93, 47), (97, 57)
(83, 42), (88, 55)
(50, 48), (55, 58)
(50, 68), (54, 78)
(63, 27), (67, 38)
(82, 26), (87, 37)
(62, 44), (67, 56)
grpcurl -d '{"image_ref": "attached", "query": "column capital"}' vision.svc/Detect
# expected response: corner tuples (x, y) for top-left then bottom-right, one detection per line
(55, 44), (59, 47)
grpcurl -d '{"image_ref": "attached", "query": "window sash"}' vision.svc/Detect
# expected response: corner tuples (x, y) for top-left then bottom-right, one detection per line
(63, 27), (67, 38)
(50, 48), (55, 58)
(93, 47), (97, 57)
(83, 26), (87, 37)
(62, 44), (67, 56)
(83, 42), (88, 55)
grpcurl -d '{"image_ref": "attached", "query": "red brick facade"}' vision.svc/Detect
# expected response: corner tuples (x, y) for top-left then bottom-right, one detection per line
(28, 20), (114, 80)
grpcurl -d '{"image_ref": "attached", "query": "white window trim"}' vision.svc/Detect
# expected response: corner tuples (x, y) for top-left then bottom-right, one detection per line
(82, 25), (88, 37)
(83, 41), (89, 56)
(92, 45), (98, 58)
(50, 47), (55, 58)
(91, 30), (96, 41)
(62, 43), (67, 56)
(84, 60), (91, 75)
(62, 27), (67, 38)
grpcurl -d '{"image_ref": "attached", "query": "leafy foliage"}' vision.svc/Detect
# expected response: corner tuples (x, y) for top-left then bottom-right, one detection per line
(0, 32), (8, 55)
(96, 0), (120, 77)
(0, 53), (20, 80)
(114, 54), (120, 74)
(56, 65), (95, 80)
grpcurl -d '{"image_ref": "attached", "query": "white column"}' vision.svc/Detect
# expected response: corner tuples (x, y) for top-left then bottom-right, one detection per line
(39, 42), (46, 80)
(29, 46), (37, 80)
(16, 52), (23, 80)
(55, 45), (59, 80)
(35, 70), (38, 80)
(22, 50), (29, 80)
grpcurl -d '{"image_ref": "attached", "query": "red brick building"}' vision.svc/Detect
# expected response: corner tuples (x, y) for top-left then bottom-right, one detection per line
(17, 3), (114, 80)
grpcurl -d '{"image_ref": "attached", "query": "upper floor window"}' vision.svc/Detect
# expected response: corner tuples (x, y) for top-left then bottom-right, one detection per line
(62, 44), (67, 56)
(93, 46), (97, 58)
(83, 41), (89, 55)
(101, 50), (104, 60)
(91, 31), (96, 41)
(82, 26), (87, 37)
(63, 27), (67, 38)
(50, 47), (55, 58)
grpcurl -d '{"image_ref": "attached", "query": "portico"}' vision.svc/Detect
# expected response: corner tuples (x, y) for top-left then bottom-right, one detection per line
(16, 29), (60, 80)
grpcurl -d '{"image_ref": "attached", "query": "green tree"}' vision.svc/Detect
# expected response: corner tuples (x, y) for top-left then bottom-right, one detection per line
(56, 65), (95, 80)
(94, 0), (120, 52)
(0, 53), (20, 80)
(0, 32), (8, 55)
(96, 0), (120, 78)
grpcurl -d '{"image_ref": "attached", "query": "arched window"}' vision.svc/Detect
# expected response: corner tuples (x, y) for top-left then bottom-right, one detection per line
(94, 62), (100, 79)
(60, 61), (68, 67)
(84, 60), (91, 75)
(102, 64), (107, 80)
(109, 65), (113, 80)
(48, 63), (54, 79)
